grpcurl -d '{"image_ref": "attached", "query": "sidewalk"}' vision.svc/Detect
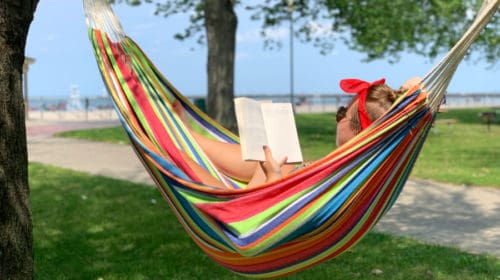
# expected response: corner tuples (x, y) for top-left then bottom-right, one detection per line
(26, 119), (500, 258)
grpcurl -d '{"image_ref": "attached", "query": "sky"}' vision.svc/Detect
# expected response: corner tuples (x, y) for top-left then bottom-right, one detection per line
(26, 0), (500, 99)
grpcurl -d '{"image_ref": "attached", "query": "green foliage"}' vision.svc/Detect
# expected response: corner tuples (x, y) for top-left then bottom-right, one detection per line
(109, 0), (500, 64)
(31, 164), (499, 279)
(331, 0), (500, 63)
(109, 0), (206, 44)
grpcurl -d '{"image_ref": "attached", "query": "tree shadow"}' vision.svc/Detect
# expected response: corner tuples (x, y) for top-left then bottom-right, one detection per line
(375, 179), (500, 257)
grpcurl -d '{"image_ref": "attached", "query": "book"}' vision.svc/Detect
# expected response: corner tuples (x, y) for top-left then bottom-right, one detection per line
(234, 97), (303, 163)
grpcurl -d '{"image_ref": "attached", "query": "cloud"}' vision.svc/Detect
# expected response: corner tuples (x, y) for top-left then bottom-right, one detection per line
(262, 27), (289, 40)
(237, 26), (291, 43)
(237, 28), (262, 43)
(237, 20), (334, 45)
(306, 21), (335, 38)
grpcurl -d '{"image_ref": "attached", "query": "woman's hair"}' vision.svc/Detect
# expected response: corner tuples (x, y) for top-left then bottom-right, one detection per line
(349, 84), (406, 132)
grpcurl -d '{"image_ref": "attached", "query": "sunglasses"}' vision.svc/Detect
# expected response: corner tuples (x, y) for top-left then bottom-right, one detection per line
(336, 106), (347, 123)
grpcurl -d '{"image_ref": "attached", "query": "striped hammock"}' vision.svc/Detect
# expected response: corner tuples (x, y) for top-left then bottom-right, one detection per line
(83, 0), (499, 277)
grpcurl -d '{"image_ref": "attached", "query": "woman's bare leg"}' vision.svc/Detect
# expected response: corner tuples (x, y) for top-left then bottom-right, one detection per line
(173, 101), (259, 181)
(178, 150), (227, 187)
(189, 130), (260, 181)
(173, 101), (298, 185)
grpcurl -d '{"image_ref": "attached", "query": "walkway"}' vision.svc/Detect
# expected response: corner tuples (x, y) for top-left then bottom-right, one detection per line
(26, 119), (500, 258)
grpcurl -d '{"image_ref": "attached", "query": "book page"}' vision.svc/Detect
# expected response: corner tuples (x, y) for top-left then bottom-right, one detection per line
(234, 97), (268, 161)
(261, 103), (303, 163)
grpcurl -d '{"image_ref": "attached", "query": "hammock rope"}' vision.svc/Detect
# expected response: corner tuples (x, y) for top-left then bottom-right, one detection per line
(83, 0), (499, 277)
(423, 0), (500, 110)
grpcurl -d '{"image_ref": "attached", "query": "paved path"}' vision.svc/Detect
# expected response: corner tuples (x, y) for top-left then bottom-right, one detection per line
(26, 120), (500, 258)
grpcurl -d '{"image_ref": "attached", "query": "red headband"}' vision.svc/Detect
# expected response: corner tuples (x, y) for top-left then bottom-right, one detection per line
(339, 78), (386, 130)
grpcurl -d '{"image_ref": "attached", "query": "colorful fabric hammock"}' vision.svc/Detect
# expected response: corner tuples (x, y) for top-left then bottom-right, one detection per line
(83, 0), (499, 277)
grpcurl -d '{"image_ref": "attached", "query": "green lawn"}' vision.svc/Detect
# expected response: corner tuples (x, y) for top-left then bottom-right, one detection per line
(57, 108), (500, 187)
(411, 108), (500, 187)
(31, 164), (499, 279)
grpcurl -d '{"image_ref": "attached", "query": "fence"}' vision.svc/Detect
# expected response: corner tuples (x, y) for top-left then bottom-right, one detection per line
(27, 96), (117, 121)
(26, 93), (500, 121)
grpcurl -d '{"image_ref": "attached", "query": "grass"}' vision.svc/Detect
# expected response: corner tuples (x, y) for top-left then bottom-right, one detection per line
(31, 163), (499, 279)
(57, 108), (500, 187)
(57, 126), (130, 144)
(410, 108), (500, 187)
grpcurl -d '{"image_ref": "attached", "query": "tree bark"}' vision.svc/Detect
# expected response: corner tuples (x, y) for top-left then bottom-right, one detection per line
(0, 1), (38, 279)
(204, 0), (238, 133)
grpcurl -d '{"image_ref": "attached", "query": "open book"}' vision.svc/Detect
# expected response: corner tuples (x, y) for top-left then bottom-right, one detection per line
(234, 97), (303, 163)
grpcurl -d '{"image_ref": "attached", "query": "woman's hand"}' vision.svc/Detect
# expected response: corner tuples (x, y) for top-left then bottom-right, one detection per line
(260, 145), (287, 183)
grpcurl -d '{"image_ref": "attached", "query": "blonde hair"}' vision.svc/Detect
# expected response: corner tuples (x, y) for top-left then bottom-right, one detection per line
(349, 84), (406, 131)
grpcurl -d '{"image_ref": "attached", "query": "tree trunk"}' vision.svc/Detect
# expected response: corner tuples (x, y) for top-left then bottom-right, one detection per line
(204, 0), (238, 133)
(0, 1), (38, 278)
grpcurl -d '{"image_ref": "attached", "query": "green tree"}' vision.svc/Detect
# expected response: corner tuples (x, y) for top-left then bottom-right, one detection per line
(113, 0), (500, 130)
(0, 0), (39, 279)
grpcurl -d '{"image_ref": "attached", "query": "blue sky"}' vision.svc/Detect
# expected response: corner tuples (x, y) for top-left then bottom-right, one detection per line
(26, 0), (500, 98)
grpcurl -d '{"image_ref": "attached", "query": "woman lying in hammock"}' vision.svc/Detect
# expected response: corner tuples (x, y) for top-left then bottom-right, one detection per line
(175, 77), (422, 188)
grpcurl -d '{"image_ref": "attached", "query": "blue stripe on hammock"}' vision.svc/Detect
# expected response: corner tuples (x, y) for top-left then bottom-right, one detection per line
(220, 164), (352, 248)
(115, 115), (239, 249)
(211, 91), (427, 249)
(382, 110), (434, 213)
(275, 98), (430, 247)
(279, 132), (406, 245)
(104, 43), (432, 257)
(219, 121), (407, 249)
(150, 62), (238, 143)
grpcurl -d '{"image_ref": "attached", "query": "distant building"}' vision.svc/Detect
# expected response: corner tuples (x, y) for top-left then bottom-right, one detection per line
(67, 85), (83, 111)
(23, 57), (36, 116)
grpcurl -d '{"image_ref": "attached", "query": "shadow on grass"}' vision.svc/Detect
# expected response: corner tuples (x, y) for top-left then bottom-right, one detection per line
(376, 179), (500, 258)
(31, 164), (499, 279)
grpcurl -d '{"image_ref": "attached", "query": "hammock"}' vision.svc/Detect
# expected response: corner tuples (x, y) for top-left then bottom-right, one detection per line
(83, 0), (499, 277)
